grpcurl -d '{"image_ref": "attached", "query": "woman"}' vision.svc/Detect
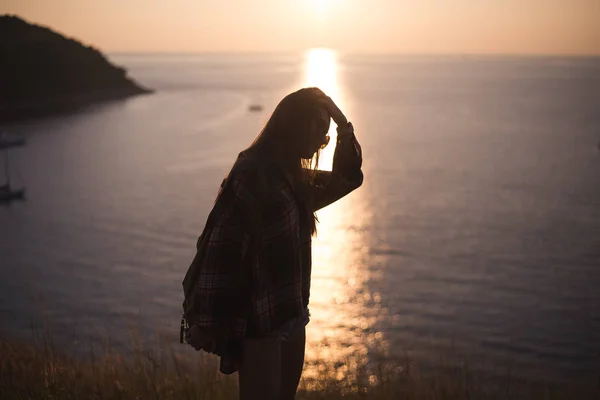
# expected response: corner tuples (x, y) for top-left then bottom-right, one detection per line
(184, 87), (363, 399)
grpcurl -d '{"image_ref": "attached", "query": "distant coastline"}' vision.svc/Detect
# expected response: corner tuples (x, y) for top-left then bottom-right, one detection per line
(0, 15), (153, 123)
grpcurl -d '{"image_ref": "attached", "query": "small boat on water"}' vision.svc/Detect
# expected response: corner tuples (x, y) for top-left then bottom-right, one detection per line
(0, 133), (26, 149)
(0, 131), (26, 203)
(0, 183), (25, 202)
(248, 104), (263, 112)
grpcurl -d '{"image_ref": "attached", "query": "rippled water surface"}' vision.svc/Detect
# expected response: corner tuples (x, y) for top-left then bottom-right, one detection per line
(1, 52), (599, 384)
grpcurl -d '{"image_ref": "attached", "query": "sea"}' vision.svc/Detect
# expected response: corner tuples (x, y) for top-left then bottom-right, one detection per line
(1, 51), (599, 386)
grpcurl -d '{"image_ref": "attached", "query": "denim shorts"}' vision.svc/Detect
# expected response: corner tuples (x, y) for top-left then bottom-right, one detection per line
(268, 307), (310, 340)
(218, 307), (310, 374)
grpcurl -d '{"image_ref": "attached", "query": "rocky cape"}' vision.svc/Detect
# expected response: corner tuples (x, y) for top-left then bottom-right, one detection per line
(0, 15), (152, 122)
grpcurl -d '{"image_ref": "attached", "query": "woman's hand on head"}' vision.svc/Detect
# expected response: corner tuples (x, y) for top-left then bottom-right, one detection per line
(317, 94), (348, 127)
(304, 86), (348, 127)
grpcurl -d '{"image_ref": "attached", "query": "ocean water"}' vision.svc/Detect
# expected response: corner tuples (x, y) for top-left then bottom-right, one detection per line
(1, 52), (599, 385)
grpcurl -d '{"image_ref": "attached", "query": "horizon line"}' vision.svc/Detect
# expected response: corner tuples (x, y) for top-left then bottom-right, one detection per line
(107, 50), (600, 58)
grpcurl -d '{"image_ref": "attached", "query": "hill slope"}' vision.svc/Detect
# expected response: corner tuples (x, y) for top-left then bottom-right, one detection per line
(0, 15), (152, 122)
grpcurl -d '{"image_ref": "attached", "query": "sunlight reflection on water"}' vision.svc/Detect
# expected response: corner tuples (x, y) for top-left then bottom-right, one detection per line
(301, 48), (383, 376)
(2, 53), (596, 386)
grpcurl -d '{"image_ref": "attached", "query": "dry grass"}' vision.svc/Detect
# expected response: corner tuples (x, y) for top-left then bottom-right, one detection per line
(0, 329), (597, 400)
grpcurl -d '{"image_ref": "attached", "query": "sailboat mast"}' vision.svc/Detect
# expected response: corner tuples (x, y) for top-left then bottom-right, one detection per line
(3, 150), (10, 188)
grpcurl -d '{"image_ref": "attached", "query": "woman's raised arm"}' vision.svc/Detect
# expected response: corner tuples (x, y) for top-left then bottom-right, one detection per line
(307, 123), (363, 212)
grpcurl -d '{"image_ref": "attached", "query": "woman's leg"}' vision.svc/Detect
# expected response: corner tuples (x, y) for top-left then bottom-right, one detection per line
(238, 336), (282, 400)
(279, 327), (306, 400)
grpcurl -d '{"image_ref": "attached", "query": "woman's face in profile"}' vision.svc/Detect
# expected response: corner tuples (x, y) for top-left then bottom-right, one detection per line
(299, 106), (331, 159)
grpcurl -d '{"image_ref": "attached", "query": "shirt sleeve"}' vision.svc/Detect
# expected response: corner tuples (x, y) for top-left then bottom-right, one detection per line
(308, 134), (364, 212)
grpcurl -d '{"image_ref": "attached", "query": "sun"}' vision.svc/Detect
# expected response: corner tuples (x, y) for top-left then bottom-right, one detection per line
(314, 0), (326, 14)
(313, 0), (335, 18)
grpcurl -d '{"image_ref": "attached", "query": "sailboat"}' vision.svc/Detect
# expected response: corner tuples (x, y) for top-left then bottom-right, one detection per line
(0, 132), (26, 203)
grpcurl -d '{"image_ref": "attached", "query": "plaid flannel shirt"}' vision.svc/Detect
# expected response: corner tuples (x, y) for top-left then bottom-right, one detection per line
(189, 134), (363, 349)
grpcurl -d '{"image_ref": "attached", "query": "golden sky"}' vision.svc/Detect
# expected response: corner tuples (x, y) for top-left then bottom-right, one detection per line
(2, 0), (599, 54)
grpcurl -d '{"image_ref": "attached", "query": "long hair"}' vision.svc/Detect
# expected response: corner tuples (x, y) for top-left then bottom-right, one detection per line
(246, 87), (329, 235)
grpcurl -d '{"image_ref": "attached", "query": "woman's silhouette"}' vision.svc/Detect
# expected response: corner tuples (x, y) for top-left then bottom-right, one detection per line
(184, 87), (363, 399)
